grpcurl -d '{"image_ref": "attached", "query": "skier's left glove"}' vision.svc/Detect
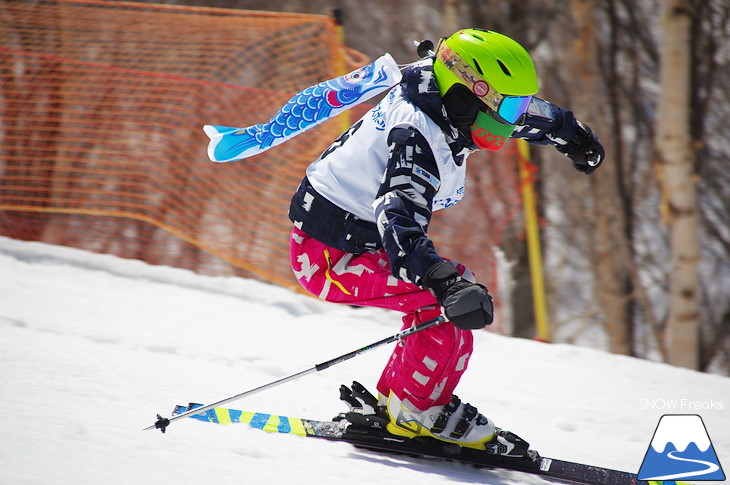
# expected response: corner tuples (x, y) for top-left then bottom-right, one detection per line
(556, 121), (605, 175)
(422, 261), (494, 330)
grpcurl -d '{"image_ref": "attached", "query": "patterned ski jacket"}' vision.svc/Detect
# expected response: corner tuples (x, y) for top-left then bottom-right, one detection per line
(289, 57), (576, 286)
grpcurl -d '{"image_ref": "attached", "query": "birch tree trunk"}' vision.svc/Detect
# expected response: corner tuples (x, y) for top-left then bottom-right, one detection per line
(656, 0), (700, 369)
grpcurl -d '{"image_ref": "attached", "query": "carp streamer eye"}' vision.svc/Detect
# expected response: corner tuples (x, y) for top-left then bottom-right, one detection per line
(344, 67), (366, 82)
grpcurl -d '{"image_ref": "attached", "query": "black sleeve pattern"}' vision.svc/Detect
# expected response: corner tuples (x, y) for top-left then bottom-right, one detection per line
(373, 127), (444, 285)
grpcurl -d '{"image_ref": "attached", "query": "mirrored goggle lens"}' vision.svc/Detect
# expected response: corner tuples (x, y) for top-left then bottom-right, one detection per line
(498, 95), (533, 124)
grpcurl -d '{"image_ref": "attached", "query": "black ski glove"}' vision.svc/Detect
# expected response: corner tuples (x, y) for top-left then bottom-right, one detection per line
(422, 261), (494, 330)
(556, 121), (605, 175)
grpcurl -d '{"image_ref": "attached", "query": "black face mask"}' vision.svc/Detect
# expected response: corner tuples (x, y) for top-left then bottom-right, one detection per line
(442, 84), (485, 137)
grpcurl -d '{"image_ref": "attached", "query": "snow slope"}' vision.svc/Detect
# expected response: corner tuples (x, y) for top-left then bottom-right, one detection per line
(1, 236), (728, 485)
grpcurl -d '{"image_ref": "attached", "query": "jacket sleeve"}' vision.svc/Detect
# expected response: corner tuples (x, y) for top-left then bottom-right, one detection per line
(373, 126), (443, 285)
(511, 97), (579, 147)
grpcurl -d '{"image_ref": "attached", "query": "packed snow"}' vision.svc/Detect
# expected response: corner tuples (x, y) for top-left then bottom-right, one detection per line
(1, 236), (728, 485)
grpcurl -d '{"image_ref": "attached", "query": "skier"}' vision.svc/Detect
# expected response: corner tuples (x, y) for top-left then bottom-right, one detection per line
(288, 28), (604, 450)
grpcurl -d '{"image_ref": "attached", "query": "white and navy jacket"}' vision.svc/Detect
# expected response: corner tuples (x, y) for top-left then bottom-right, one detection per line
(289, 57), (577, 286)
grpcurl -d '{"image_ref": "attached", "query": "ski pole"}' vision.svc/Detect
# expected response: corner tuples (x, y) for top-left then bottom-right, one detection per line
(145, 315), (445, 433)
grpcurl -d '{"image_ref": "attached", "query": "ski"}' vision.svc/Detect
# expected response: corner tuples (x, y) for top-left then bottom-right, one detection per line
(171, 402), (685, 485)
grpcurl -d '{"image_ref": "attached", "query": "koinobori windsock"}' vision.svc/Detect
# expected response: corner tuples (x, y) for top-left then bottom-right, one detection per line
(204, 54), (402, 162)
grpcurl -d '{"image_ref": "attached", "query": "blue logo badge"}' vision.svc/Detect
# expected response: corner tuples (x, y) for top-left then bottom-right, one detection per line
(638, 414), (725, 481)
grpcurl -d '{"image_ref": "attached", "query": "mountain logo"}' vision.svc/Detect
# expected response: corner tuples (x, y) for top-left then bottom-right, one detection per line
(638, 414), (725, 481)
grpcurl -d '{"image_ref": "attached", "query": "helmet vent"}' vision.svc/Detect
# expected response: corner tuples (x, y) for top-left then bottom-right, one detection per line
(497, 59), (512, 76)
(472, 58), (484, 75)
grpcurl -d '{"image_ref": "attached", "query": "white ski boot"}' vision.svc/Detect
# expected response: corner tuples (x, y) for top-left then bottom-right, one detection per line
(385, 392), (496, 451)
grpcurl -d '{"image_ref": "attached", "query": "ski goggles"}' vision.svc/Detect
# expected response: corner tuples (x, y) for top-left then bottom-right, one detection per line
(436, 41), (532, 125)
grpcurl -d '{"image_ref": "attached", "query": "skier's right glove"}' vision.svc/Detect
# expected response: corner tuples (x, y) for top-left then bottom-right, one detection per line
(556, 121), (605, 175)
(422, 261), (494, 330)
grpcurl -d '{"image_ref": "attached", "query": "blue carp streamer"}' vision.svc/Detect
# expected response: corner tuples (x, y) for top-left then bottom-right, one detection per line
(204, 54), (402, 162)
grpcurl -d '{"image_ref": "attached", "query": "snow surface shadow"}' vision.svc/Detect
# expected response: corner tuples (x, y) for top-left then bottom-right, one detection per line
(0, 317), (28, 328)
(345, 448), (550, 484)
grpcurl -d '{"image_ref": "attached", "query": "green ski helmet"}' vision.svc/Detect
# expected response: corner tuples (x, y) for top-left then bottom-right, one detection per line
(434, 28), (538, 98)
(433, 28), (539, 149)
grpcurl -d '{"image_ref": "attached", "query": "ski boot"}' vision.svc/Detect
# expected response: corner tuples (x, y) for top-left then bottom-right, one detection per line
(386, 392), (529, 456)
(338, 382), (529, 457)
(385, 392), (496, 451)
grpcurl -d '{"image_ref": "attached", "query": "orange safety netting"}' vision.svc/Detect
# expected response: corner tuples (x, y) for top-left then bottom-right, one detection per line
(0, 0), (522, 293)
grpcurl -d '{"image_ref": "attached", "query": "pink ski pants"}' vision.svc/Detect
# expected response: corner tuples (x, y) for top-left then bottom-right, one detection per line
(289, 227), (473, 410)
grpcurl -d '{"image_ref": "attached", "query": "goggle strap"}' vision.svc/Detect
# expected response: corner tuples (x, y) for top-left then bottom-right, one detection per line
(435, 40), (532, 126)
(435, 41), (504, 114)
